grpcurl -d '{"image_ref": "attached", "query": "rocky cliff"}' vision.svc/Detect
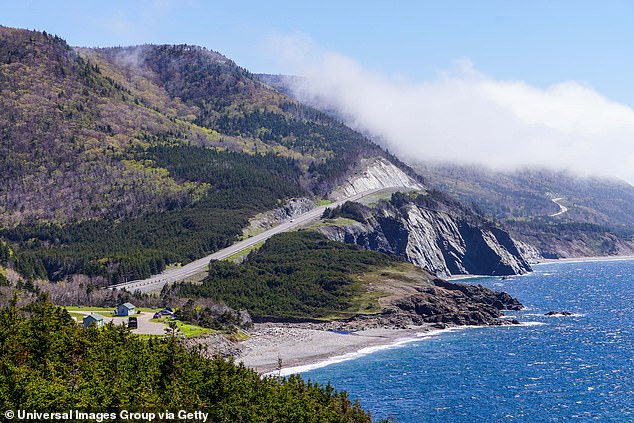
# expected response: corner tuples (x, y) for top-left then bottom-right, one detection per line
(318, 191), (532, 278)
(328, 157), (424, 200)
(385, 278), (523, 327)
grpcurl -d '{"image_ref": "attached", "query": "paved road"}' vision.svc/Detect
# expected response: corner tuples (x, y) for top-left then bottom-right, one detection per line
(549, 197), (568, 217)
(108, 188), (388, 294)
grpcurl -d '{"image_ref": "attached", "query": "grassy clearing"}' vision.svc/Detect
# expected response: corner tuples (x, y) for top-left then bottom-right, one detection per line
(225, 329), (250, 342)
(328, 262), (435, 321)
(65, 306), (161, 324)
(357, 191), (395, 208)
(222, 240), (265, 262)
(67, 311), (89, 320)
(152, 316), (213, 337)
(309, 217), (359, 229)
(316, 199), (333, 206)
(181, 270), (208, 284)
(303, 263), (426, 321)
(240, 227), (265, 241)
(64, 306), (118, 318)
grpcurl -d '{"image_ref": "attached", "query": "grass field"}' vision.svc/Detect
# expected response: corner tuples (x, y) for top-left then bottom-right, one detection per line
(222, 240), (265, 263)
(151, 316), (214, 337)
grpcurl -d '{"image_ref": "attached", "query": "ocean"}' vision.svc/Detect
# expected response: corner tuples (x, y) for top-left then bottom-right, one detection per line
(300, 259), (634, 422)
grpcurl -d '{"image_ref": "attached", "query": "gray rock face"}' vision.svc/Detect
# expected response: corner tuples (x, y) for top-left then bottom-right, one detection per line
(328, 157), (424, 200)
(271, 198), (315, 221)
(390, 278), (523, 326)
(244, 197), (315, 236)
(514, 239), (544, 264)
(318, 199), (532, 278)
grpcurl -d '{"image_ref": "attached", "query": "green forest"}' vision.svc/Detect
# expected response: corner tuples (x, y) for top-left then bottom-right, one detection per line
(172, 231), (398, 319)
(0, 146), (308, 284)
(0, 27), (401, 285)
(0, 294), (374, 422)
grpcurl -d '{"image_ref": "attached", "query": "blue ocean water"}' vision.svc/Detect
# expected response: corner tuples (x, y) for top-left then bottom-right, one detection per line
(301, 259), (634, 422)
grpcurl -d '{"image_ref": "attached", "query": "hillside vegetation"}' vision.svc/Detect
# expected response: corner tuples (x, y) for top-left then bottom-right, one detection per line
(0, 26), (394, 284)
(169, 231), (400, 320)
(415, 163), (634, 257)
(0, 295), (373, 421)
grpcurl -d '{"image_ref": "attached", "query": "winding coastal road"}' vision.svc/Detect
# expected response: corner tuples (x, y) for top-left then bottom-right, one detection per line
(108, 188), (388, 294)
(549, 197), (568, 217)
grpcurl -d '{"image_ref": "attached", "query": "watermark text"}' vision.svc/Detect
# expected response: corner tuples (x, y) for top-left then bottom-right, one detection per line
(4, 409), (209, 422)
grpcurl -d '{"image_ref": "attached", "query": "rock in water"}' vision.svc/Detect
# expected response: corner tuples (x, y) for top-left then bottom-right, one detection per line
(545, 311), (573, 316)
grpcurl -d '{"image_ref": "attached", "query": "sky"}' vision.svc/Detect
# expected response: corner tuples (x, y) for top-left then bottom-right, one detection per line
(4, 0), (634, 183)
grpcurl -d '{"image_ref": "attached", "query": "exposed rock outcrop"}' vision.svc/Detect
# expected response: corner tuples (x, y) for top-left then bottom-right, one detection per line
(386, 278), (523, 326)
(271, 198), (315, 221)
(328, 157), (424, 200)
(514, 239), (544, 264)
(318, 192), (532, 278)
(545, 311), (573, 316)
(243, 275), (523, 331)
(244, 197), (315, 236)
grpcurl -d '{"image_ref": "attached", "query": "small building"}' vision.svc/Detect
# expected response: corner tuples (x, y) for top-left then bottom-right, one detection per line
(116, 302), (136, 317)
(83, 313), (104, 328)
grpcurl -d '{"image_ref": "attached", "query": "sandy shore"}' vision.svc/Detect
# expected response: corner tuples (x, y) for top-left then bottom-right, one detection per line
(236, 323), (439, 375)
(536, 255), (634, 264)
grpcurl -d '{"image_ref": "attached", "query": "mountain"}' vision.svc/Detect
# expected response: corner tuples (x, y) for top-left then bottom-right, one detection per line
(1, 27), (393, 227)
(0, 26), (404, 283)
(319, 191), (531, 278)
(256, 74), (634, 260)
(0, 26), (529, 288)
(414, 163), (634, 258)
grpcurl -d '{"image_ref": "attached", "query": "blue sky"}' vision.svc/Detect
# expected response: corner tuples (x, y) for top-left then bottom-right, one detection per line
(4, 1), (634, 181)
(4, 0), (634, 106)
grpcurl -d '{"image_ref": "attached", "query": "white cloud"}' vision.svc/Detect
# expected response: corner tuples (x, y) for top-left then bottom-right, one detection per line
(270, 35), (634, 184)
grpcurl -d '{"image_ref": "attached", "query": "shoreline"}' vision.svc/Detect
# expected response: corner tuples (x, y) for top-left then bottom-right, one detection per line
(235, 322), (522, 376)
(236, 256), (634, 376)
(237, 321), (536, 376)
(448, 255), (634, 281)
(268, 326), (459, 377)
(235, 324), (436, 375)
(535, 254), (634, 265)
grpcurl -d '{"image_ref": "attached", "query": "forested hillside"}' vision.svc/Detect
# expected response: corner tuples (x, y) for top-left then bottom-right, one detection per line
(414, 163), (634, 257)
(170, 231), (399, 319)
(259, 73), (634, 260)
(0, 295), (373, 421)
(0, 26), (396, 284)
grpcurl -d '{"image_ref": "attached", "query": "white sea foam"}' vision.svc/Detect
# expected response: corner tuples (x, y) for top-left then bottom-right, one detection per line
(266, 324), (548, 377)
(526, 312), (585, 318)
(267, 328), (463, 377)
(534, 256), (634, 266)
(518, 321), (547, 326)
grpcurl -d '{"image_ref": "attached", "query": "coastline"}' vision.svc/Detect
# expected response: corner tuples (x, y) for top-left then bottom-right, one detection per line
(448, 254), (634, 281)
(236, 321), (537, 376)
(535, 254), (634, 265)
(236, 323), (442, 375)
(235, 256), (634, 376)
